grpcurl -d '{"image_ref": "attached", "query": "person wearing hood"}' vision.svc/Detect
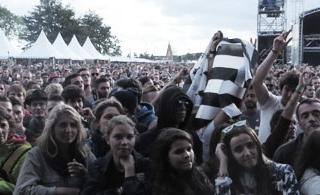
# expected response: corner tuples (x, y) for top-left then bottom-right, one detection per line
(135, 85), (202, 163)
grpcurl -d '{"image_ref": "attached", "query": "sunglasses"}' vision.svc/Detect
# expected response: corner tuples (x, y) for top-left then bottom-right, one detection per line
(177, 99), (190, 106)
(91, 73), (99, 76)
(220, 120), (247, 141)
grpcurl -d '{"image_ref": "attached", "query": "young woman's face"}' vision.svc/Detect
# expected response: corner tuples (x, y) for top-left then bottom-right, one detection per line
(106, 124), (135, 159)
(0, 119), (10, 144)
(168, 139), (194, 171)
(230, 133), (258, 169)
(99, 106), (120, 131)
(54, 113), (79, 145)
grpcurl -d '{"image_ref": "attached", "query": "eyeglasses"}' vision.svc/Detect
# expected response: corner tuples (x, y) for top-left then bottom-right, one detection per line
(91, 73), (99, 76)
(221, 120), (247, 135)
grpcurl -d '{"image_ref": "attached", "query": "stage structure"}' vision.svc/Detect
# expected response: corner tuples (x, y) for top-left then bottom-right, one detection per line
(257, 0), (287, 64)
(292, 8), (320, 66)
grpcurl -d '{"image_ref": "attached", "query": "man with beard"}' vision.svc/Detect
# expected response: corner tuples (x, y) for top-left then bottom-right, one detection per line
(94, 77), (111, 100)
(240, 85), (260, 134)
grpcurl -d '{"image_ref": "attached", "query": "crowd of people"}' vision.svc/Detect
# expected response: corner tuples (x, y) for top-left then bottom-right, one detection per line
(0, 30), (319, 194)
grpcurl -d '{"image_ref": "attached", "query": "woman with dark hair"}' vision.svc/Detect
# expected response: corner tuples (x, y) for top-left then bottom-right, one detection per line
(295, 131), (320, 194)
(0, 106), (31, 194)
(89, 98), (125, 158)
(151, 128), (213, 195)
(14, 104), (95, 195)
(215, 121), (299, 194)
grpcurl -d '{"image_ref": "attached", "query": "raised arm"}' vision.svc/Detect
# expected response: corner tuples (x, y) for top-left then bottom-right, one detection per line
(252, 31), (289, 105)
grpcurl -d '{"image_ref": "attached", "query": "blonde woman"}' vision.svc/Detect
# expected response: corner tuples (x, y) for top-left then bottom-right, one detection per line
(14, 104), (95, 195)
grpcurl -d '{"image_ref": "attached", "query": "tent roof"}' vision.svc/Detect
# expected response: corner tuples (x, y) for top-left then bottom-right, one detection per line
(68, 35), (94, 60)
(53, 33), (83, 60)
(82, 37), (109, 60)
(17, 30), (64, 59)
(0, 29), (20, 59)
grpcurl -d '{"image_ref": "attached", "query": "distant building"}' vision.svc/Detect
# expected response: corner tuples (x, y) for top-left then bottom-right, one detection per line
(165, 43), (173, 62)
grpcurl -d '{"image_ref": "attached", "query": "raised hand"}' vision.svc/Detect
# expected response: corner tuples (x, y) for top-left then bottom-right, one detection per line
(215, 143), (229, 177)
(210, 31), (223, 52)
(272, 31), (290, 53)
(119, 154), (135, 177)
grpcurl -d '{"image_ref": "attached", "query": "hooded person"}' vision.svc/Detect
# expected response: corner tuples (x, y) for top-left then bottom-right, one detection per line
(135, 85), (202, 163)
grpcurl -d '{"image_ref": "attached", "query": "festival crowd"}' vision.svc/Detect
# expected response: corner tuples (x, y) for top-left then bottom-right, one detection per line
(0, 31), (319, 195)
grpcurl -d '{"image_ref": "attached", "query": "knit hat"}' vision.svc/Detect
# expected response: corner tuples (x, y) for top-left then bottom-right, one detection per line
(111, 89), (138, 114)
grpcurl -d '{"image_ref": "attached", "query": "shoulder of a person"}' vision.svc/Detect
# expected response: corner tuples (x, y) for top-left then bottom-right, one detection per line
(134, 151), (151, 165)
(275, 137), (299, 154)
(269, 161), (294, 175)
(301, 168), (320, 183)
(260, 93), (280, 108)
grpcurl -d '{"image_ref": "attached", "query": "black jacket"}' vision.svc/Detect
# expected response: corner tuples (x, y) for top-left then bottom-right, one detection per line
(82, 151), (151, 195)
(273, 133), (304, 166)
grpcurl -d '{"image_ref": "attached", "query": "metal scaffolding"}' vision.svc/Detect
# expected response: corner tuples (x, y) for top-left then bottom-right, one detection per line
(257, 0), (287, 64)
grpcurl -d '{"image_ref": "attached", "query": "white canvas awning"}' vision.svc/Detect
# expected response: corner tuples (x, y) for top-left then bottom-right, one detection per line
(0, 29), (20, 59)
(82, 37), (109, 60)
(53, 32), (83, 60)
(17, 30), (64, 59)
(68, 35), (94, 60)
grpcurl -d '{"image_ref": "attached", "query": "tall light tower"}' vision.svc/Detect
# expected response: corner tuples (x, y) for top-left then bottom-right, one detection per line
(257, 0), (287, 64)
(290, 0), (304, 65)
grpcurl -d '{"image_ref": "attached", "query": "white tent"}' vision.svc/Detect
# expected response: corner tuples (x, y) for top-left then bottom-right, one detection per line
(82, 37), (109, 60)
(0, 29), (20, 59)
(53, 32), (83, 60)
(17, 30), (64, 59)
(68, 35), (94, 60)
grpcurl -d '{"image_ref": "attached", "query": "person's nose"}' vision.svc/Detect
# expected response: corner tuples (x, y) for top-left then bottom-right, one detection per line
(120, 138), (129, 145)
(243, 147), (251, 157)
(65, 124), (72, 133)
(183, 150), (191, 160)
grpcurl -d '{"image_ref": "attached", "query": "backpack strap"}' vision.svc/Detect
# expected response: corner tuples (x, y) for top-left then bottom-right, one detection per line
(1, 144), (30, 181)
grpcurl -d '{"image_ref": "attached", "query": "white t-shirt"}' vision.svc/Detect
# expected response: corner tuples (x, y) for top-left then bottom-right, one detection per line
(258, 92), (283, 143)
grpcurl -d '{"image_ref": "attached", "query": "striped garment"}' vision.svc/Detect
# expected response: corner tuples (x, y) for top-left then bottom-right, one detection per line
(187, 38), (258, 122)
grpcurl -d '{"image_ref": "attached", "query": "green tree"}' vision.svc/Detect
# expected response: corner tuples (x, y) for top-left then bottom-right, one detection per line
(20, 0), (121, 55)
(78, 11), (121, 56)
(0, 6), (23, 38)
(20, 0), (79, 46)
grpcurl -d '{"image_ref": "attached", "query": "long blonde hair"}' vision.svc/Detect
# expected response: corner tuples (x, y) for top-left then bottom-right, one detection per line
(37, 103), (87, 158)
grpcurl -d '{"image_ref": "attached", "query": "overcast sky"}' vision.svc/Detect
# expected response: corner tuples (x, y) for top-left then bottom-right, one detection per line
(1, 0), (319, 56)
